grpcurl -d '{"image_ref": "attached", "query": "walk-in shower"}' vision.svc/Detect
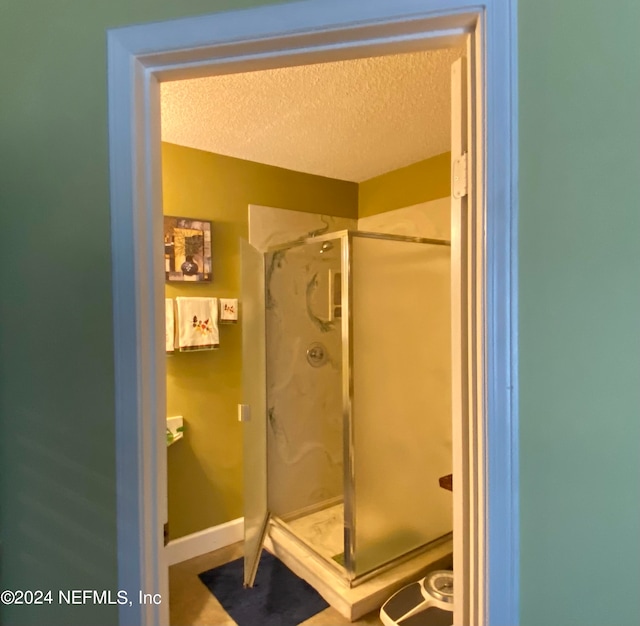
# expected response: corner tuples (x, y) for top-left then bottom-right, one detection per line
(241, 229), (452, 591)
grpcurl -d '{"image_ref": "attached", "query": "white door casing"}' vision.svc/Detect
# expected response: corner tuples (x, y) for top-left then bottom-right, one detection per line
(106, 2), (518, 625)
(451, 53), (471, 625)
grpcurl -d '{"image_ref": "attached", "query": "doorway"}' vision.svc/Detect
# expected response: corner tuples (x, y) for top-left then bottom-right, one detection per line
(107, 2), (518, 625)
(161, 46), (460, 614)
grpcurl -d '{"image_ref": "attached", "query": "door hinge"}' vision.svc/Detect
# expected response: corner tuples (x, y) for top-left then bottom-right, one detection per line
(452, 152), (468, 199)
(163, 522), (169, 546)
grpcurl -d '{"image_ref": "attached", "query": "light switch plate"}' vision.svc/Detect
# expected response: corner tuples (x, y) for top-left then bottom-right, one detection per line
(237, 404), (250, 422)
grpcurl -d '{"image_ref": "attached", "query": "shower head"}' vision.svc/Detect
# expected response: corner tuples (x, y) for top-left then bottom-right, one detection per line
(319, 241), (334, 254)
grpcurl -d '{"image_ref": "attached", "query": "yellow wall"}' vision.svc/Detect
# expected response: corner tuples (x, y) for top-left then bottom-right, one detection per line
(165, 145), (449, 539)
(162, 142), (357, 539)
(358, 152), (450, 217)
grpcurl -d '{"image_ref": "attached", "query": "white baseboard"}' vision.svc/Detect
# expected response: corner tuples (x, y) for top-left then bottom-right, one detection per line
(165, 517), (244, 566)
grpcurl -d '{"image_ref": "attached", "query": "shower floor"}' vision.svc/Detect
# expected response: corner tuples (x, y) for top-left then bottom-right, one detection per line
(266, 517), (453, 621)
(286, 503), (345, 566)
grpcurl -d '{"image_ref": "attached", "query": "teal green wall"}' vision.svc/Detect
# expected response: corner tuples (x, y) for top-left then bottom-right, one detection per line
(1, 1), (640, 625)
(519, 1), (640, 625)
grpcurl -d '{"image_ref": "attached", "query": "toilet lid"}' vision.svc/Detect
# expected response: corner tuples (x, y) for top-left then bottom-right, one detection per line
(424, 570), (454, 604)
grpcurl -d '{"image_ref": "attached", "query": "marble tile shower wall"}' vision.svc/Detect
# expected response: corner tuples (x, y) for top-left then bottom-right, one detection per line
(248, 203), (356, 251)
(265, 241), (344, 517)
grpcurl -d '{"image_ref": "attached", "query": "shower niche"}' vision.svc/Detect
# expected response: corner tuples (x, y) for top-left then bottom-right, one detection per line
(241, 230), (453, 615)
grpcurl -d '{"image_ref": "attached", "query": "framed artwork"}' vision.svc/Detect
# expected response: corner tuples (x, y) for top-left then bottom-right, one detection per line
(164, 216), (212, 282)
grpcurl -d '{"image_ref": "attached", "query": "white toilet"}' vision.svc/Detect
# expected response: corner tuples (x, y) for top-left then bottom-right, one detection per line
(379, 570), (453, 626)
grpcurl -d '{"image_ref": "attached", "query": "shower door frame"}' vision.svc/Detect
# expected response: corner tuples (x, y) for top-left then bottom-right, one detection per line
(263, 229), (454, 585)
(107, 1), (519, 625)
(342, 230), (454, 581)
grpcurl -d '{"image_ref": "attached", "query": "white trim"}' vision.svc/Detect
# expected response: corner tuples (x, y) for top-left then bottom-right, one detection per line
(165, 518), (244, 566)
(108, 35), (167, 626)
(107, 2), (519, 625)
(450, 53), (471, 626)
(483, 1), (520, 623)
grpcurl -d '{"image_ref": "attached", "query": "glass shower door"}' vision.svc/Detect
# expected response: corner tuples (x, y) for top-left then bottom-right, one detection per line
(349, 234), (453, 577)
(264, 236), (346, 568)
(240, 239), (269, 587)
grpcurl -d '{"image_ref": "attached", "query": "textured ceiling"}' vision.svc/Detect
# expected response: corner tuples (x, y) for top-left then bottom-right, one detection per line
(160, 48), (462, 182)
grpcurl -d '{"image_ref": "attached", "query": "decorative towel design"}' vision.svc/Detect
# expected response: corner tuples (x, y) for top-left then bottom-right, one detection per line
(165, 299), (175, 353)
(176, 297), (219, 351)
(219, 298), (239, 323)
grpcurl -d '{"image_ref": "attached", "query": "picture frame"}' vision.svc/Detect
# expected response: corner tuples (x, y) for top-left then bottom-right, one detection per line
(164, 216), (212, 282)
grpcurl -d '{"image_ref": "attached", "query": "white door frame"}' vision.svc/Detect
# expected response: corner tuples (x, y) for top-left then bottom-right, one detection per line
(107, 1), (518, 625)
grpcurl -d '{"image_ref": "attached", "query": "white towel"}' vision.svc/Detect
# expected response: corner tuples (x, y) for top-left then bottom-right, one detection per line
(165, 299), (175, 353)
(176, 297), (219, 351)
(219, 298), (239, 323)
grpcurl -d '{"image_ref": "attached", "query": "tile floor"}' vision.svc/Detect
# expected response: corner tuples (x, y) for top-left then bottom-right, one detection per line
(169, 541), (383, 626)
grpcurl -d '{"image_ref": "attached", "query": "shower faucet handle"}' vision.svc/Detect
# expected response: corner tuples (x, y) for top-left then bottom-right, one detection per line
(306, 343), (328, 367)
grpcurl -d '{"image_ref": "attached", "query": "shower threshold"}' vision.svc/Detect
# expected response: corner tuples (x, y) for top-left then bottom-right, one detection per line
(264, 518), (453, 621)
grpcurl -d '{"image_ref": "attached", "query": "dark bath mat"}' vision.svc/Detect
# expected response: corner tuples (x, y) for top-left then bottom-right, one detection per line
(198, 551), (329, 626)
